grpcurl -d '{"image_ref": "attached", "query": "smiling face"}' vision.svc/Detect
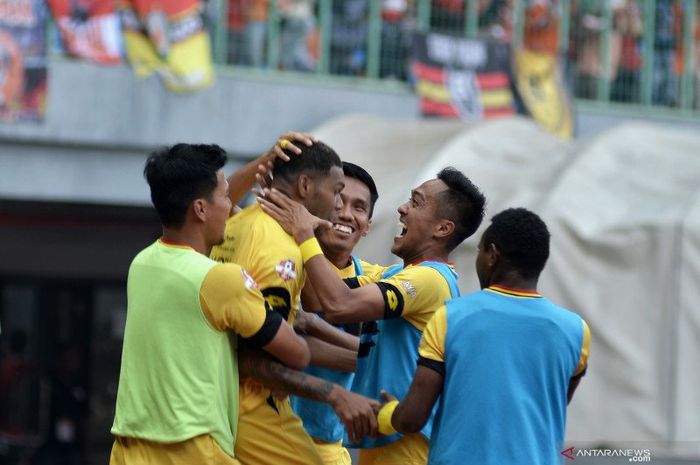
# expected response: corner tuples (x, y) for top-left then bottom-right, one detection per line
(318, 176), (372, 260)
(391, 178), (449, 260)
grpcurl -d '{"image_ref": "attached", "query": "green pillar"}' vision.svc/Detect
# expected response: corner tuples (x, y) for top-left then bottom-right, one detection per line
(640, 0), (657, 106)
(212, 0), (229, 64)
(680, 0), (697, 110)
(465, 0), (478, 38)
(596, 0), (613, 102)
(513, 0), (526, 50)
(560, 0), (571, 53)
(417, 0), (431, 32)
(266, 0), (281, 69)
(366, 0), (382, 78)
(317, 0), (332, 74)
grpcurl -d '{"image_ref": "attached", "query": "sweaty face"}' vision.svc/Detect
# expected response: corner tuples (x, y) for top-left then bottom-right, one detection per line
(318, 176), (372, 257)
(391, 178), (448, 260)
(205, 170), (233, 247)
(306, 165), (345, 221)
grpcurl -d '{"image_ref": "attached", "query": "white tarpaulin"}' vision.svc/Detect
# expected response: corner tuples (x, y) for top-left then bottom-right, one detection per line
(312, 114), (700, 458)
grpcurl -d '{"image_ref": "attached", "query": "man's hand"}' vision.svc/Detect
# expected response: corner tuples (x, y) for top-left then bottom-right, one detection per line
(256, 132), (316, 188)
(328, 385), (380, 444)
(257, 188), (331, 243)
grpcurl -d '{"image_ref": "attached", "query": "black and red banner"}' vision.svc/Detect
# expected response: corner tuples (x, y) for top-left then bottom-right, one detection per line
(411, 32), (516, 120)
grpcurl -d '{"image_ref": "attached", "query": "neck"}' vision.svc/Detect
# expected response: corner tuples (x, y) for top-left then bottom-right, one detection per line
(400, 242), (449, 266)
(161, 226), (209, 255)
(322, 246), (353, 269)
(488, 270), (538, 292)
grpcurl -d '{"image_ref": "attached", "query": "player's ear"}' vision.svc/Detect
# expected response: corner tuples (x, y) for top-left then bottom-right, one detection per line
(434, 219), (455, 240)
(192, 198), (207, 222)
(297, 174), (314, 200)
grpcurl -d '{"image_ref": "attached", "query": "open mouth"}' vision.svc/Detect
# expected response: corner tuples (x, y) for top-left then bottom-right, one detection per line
(333, 223), (354, 235)
(395, 220), (407, 239)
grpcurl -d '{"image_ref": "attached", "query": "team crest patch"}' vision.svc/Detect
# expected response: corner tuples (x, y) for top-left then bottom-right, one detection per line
(401, 280), (416, 297)
(241, 269), (258, 289)
(275, 259), (297, 281)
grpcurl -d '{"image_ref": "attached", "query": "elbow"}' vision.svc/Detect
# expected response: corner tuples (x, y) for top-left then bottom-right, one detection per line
(394, 416), (424, 434)
(288, 336), (310, 370)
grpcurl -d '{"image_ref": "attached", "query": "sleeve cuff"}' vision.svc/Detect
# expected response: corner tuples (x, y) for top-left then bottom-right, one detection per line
(417, 356), (445, 377)
(240, 310), (284, 348)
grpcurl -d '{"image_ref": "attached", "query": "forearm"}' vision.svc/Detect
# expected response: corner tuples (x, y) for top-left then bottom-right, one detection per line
(227, 158), (265, 206)
(239, 346), (338, 403)
(305, 313), (360, 351)
(305, 336), (357, 372)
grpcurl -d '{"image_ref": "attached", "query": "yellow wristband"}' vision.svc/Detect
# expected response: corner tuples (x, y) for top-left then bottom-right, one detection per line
(299, 237), (324, 264)
(377, 400), (399, 435)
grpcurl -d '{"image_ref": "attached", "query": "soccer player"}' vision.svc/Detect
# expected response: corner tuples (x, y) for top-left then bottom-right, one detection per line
(378, 208), (591, 465)
(109, 144), (309, 465)
(210, 142), (379, 465)
(258, 167), (486, 465)
(291, 161), (382, 465)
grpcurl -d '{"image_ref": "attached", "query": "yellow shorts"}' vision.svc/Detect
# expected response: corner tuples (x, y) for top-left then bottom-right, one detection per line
(109, 434), (240, 465)
(357, 433), (429, 465)
(235, 393), (323, 465)
(312, 438), (352, 465)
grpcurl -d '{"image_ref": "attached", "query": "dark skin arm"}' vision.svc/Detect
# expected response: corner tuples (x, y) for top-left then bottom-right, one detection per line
(295, 308), (360, 351)
(381, 365), (444, 434)
(567, 368), (586, 404)
(227, 132), (315, 210)
(257, 189), (387, 324)
(238, 346), (379, 442)
(303, 335), (357, 372)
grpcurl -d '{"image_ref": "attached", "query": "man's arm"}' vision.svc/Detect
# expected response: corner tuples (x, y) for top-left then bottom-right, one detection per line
(259, 321), (311, 370)
(303, 336), (357, 372)
(227, 132), (315, 208)
(295, 308), (360, 351)
(238, 347), (379, 442)
(379, 365), (444, 434)
(567, 369), (586, 404)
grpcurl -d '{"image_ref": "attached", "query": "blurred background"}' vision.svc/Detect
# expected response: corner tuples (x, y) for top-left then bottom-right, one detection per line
(1, 0), (700, 464)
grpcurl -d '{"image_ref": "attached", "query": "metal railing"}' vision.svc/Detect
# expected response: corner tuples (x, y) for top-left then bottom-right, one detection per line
(209, 0), (700, 115)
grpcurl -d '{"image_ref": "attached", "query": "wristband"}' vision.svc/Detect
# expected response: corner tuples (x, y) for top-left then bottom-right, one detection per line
(377, 400), (399, 435)
(299, 237), (324, 263)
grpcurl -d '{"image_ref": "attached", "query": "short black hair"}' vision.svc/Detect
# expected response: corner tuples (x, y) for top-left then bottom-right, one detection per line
(342, 161), (379, 219)
(436, 167), (486, 251)
(144, 143), (227, 228)
(273, 140), (342, 185)
(481, 208), (550, 278)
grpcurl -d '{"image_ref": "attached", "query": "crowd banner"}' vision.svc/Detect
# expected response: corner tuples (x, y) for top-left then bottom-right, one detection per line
(46, 0), (122, 65)
(0, 0), (48, 122)
(119, 0), (213, 93)
(514, 49), (573, 140)
(411, 32), (516, 120)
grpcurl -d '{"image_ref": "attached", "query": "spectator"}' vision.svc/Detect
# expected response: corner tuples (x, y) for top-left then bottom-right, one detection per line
(571, 0), (623, 99)
(523, 0), (560, 55)
(246, 0), (268, 67)
(652, 0), (680, 106)
(380, 0), (409, 80)
(227, 0), (248, 65)
(611, 0), (642, 102)
(330, 0), (368, 75)
(280, 0), (316, 72)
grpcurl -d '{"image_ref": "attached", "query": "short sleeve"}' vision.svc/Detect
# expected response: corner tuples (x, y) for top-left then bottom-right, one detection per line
(199, 264), (267, 338)
(573, 319), (591, 376)
(418, 305), (447, 363)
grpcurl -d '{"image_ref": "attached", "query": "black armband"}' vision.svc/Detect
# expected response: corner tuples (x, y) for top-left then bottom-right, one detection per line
(343, 277), (361, 289)
(375, 282), (405, 319)
(417, 356), (445, 377)
(240, 310), (283, 348)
